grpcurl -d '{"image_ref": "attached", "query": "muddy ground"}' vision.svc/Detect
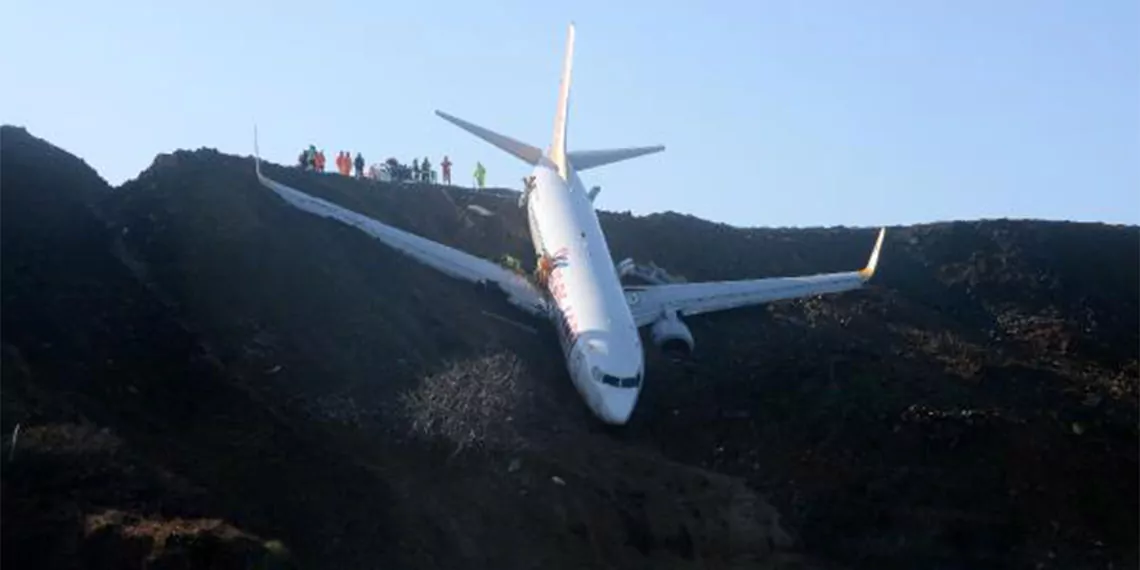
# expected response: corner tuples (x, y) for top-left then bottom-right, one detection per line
(2, 124), (1136, 569)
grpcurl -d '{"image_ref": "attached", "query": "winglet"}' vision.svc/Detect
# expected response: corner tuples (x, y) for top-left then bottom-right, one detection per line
(253, 124), (262, 177)
(858, 227), (886, 280)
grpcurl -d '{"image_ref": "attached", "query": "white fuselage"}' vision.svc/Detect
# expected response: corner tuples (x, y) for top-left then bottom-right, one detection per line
(525, 160), (644, 424)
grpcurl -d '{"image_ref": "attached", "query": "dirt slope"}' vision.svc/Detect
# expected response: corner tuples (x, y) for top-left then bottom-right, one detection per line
(2, 128), (804, 569)
(3, 124), (1137, 569)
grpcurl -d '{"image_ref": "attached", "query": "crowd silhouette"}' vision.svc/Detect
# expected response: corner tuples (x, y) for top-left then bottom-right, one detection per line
(296, 145), (478, 188)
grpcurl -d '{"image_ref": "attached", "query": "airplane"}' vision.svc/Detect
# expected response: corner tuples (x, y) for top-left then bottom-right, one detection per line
(252, 22), (886, 426)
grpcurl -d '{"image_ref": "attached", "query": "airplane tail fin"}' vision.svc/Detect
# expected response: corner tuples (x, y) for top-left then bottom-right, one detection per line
(436, 23), (664, 178)
(567, 145), (665, 171)
(549, 22), (575, 178)
(553, 24), (664, 174)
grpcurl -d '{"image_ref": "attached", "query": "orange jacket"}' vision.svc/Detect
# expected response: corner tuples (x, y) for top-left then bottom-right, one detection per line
(535, 255), (554, 287)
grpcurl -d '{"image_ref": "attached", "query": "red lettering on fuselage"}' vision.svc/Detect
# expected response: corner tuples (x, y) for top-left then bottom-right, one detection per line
(546, 259), (580, 341)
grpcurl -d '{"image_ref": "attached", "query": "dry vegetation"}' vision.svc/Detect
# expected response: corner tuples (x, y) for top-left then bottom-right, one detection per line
(400, 352), (530, 451)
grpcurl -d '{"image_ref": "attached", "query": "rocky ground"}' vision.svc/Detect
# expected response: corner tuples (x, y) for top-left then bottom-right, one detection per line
(2, 124), (1136, 569)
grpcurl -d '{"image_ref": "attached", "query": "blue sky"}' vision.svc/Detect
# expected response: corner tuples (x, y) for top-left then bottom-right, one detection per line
(4, 0), (1137, 228)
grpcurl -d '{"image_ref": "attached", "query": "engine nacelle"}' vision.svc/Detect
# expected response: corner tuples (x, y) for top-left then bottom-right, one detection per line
(650, 311), (695, 359)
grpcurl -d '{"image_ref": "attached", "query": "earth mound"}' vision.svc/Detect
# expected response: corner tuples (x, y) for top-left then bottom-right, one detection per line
(3, 124), (1136, 569)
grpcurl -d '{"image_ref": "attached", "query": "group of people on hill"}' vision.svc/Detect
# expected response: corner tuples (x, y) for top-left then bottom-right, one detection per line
(295, 144), (489, 189)
(297, 146), (365, 178)
(298, 146), (324, 171)
(335, 151), (365, 177)
(410, 157), (437, 183)
(390, 156), (469, 186)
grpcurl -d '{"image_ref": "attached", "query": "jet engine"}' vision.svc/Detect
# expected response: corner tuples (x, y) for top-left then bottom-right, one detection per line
(650, 311), (695, 359)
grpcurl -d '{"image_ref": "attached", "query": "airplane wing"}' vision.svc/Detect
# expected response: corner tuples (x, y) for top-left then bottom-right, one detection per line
(252, 144), (550, 319)
(624, 229), (886, 327)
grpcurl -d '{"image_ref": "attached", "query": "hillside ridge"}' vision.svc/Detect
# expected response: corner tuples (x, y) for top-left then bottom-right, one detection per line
(3, 124), (1137, 569)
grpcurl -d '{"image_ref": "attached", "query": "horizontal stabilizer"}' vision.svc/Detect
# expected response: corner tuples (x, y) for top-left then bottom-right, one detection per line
(435, 110), (545, 166)
(567, 145), (665, 171)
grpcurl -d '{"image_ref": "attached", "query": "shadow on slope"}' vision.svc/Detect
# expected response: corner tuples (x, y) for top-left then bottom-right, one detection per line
(181, 151), (1138, 569)
(5, 126), (1137, 569)
(105, 147), (805, 567)
(3, 128), (809, 569)
(602, 215), (1138, 567)
(2, 125), (329, 568)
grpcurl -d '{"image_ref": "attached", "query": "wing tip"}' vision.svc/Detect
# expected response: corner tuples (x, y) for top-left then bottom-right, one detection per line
(858, 227), (886, 280)
(252, 123), (262, 177)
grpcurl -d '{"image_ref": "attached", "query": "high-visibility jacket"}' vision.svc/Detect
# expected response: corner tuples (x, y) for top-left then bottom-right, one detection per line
(535, 254), (554, 287)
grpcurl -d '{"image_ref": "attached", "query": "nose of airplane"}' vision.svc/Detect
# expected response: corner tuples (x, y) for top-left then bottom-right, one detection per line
(596, 386), (638, 425)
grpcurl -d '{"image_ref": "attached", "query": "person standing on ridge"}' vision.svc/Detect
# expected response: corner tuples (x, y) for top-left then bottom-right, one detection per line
(473, 161), (486, 189)
(412, 159), (420, 182)
(315, 149), (326, 172)
(421, 157), (432, 183)
(441, 155), (452, 185)
(354, 152), (365, 178)
(335, 151), (344, 175)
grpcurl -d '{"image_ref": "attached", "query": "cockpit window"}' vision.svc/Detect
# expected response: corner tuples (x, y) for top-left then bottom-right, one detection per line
(591, 365), (641, 389)
(600, 374), (641, 389)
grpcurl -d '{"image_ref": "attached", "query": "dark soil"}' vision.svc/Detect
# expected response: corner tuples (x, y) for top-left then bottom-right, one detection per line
(3, 124), (1136, 569)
